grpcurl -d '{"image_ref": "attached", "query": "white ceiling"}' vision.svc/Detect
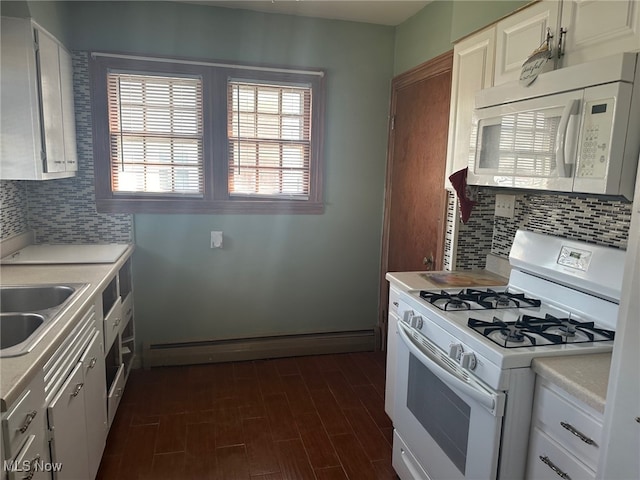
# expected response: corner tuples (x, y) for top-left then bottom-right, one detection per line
(182, 1), (432, 26)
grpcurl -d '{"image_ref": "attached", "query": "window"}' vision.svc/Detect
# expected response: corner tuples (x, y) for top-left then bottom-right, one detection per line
(90, 54), (325, 213)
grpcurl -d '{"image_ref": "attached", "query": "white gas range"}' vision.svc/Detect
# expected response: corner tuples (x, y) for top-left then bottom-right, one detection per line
(391, 230), (625, 480)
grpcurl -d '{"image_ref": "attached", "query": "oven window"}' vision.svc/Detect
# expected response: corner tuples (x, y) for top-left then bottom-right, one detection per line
(408, 354), (471, 474)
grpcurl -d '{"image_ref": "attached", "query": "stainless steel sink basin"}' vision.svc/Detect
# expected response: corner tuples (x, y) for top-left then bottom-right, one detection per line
(0, 283), (87, 357)
(1, 285), (75, 313)
(1, 313), (45, 349)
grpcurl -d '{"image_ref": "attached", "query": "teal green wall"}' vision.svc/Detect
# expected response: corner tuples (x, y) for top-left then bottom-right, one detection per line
(394, 0), (529, 74)
(1, 1), (71, 46)
(65, 1), (394, 346)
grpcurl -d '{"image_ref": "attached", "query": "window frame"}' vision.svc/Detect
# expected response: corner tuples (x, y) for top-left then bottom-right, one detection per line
(90, 54), (325, 214)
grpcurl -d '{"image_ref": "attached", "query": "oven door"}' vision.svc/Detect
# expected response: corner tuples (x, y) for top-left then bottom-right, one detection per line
(393, 321), (506, 480)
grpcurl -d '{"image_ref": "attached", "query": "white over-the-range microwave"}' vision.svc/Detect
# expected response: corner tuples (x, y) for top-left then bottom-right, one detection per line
(468, 52), (640, 200)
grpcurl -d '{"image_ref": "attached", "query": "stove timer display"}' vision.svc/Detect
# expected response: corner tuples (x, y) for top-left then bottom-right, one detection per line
(557, 246), (593, 271)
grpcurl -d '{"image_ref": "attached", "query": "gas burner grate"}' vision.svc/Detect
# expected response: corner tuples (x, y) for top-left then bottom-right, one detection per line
(419, 288), (542, 311)
(468, 315), (614, 348)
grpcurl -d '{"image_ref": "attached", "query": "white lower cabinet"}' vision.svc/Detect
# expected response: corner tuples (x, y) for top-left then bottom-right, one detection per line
(526, 378), (602, 480)
(384, 286), (401, 420)
(45, 306), (107, 480)
(1, 371), (49, 480)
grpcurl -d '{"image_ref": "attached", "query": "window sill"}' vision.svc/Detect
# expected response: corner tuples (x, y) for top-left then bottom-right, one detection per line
(96, 198), (325, 214)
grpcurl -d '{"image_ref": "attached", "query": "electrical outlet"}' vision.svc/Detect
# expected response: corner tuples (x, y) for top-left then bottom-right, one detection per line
(210, 231), (223, 248)
(495, 194), (516, 218)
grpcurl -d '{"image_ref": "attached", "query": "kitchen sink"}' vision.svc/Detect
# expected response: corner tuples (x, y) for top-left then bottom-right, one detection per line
(0, 283), (87, 357)
(0, 313), (45, 349)
(1, 285), (76, 313)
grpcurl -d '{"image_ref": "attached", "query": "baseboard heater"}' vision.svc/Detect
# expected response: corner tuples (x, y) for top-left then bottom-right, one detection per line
(142, 329), (378, 368)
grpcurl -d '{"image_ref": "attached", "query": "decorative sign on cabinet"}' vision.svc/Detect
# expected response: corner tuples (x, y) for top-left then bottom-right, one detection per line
(0, 16), (78, 180)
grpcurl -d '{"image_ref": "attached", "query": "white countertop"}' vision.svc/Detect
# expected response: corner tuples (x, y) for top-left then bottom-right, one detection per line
(386, 269), (508, 291)
(532, 353), (612, 413)
(0, 245), (135, 411)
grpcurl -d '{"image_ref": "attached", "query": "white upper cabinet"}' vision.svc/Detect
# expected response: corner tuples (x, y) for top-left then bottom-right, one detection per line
(1, 16), (77, 180)
(445, 27), (496, 190)
(495, 1), (561, 85)
(559, 0), (640, 68)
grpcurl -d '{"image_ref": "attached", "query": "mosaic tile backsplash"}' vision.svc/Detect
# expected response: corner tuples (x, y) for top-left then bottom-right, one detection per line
(449, 189), (632, 270)
(0, 52), (133, 245)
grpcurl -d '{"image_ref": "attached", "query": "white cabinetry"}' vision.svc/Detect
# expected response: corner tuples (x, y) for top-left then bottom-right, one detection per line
(494, 1), (560, 85)
(45, 306), (107, 480)
(526, 378), (602, 480)
(559, 0), (640, 68)
(103, 257), (135, 427)
(445, 27), (496, 189)
(384, 286), (401, 419)
(1, 371), (49, 480)
(0, 16), (77, 180)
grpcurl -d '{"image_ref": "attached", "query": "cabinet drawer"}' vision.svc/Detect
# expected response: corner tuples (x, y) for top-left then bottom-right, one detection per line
(107, 364), (126, 427)
(526, 427), (595, 480)
(2, 371), (44, 458)
(103, 297), (122, 353)
(533, 381), (602, 469)
(6, 433), (49, 480)
(389, 286), (401, 315)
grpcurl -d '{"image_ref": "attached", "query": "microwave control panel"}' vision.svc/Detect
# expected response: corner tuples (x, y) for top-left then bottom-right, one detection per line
(577, 97), (615, 178)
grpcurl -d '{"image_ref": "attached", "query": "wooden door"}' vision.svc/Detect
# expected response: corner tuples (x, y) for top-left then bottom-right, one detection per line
(379, 51), (452, 332)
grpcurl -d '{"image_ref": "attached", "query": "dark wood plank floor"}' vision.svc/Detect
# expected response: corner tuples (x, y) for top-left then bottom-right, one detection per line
(97, 352), (397, 480)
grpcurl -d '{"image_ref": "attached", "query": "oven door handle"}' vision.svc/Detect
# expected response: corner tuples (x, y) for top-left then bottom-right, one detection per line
(397, 322), (501, 415)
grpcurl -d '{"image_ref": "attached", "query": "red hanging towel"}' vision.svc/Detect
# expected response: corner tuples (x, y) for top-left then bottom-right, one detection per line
(449, 167), (477, 224)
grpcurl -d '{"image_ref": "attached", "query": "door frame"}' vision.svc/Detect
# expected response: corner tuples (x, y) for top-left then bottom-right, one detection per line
(378, 50), (453, 343)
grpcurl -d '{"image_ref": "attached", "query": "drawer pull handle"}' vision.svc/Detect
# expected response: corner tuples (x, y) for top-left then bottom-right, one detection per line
(114, 317), (121, 327)
(88, 357), (97, 369)
(539, 455), (571, 479)
(71, 382), (84, 397)
(23, 454), (40, 480)
(560, 421), (596, 445)
(393, 302), (399, 307)
(19, 410), (37, 433)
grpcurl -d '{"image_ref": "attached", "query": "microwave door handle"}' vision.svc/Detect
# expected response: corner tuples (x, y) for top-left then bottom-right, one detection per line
(555, 99), (579, 177)
(397, 322), (497, 413)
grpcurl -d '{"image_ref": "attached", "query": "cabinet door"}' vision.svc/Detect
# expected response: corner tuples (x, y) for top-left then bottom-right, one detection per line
(59, 47), (78, 172)
(47, 363), (90, 480)
(495, 1), (561, 85)
(559, 0), (640, 68)
(35, 26), (66, 173)
(445, 27), (495, 190)
(80, 330), (107, 480)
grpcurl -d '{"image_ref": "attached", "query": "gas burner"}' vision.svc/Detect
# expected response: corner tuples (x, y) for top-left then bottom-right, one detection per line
(468, 288), (542, 309)
(466, 315), (611, 348)
(419, 290), (477, 311)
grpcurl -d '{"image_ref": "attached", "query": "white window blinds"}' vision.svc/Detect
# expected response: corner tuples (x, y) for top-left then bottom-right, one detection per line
(107, 72), (204, 195)
(228, 80), (312, 199)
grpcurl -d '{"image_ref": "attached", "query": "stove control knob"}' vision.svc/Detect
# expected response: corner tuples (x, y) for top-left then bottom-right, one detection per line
(402, 310), (414, 324)
(449, 343), (463, 361)
(411, 316), (423, 329)
(460, 352), (477, 371)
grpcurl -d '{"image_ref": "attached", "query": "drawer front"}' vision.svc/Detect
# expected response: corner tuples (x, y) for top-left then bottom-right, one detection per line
(104, 297), (122, 353)
(6, 433), (50, 480)
(107, 363), (126, 428)
(389, 286), (401, 315)
(533, 382), (602, 469)
(2, 371), (45, 458)
(526, 427), (595, 480)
